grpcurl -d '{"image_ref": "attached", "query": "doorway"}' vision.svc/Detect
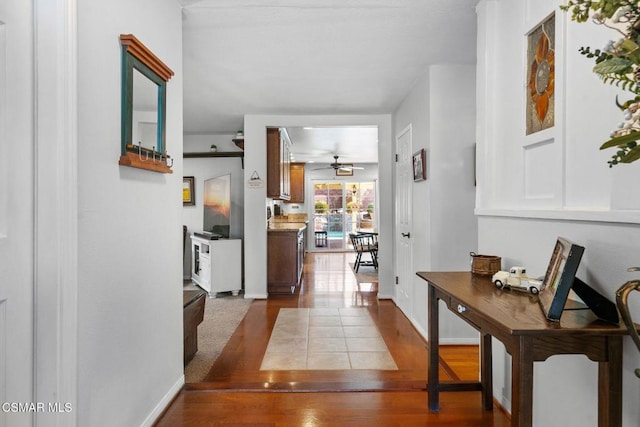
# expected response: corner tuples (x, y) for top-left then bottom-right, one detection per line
(311, 181), (376, 251)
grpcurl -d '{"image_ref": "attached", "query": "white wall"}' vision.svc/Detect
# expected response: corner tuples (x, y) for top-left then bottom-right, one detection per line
(243, 115), (393, 299)
(183, 134), (244, 278)
(77, 1), (184, 426)
(477, 1), (640, 425)
(393, 65), (478, 340)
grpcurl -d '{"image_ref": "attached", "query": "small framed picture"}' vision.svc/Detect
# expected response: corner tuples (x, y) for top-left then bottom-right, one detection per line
(538, 237), (585, 321)
(183, 176), (195, 206)
(413, 149), (426, 181)
(336, 165), (353, 176)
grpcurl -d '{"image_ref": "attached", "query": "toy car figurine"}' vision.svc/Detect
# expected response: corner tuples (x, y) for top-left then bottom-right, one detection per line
(492, 266), (542, 295)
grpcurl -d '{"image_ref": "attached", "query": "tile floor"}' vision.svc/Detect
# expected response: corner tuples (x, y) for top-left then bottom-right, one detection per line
(260, 307), (398, 370)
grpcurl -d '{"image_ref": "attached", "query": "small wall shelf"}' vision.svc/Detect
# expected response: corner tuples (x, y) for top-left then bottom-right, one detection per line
(183, 151), (244, 168)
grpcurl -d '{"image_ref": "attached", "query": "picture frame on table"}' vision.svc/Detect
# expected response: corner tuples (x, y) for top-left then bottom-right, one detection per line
(413, 149), (426, 181)
(183, 176), (195, 206)
(538, 237), (585, 321)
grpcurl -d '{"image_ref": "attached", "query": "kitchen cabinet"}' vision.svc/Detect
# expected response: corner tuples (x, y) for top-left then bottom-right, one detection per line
(267, 225), (306, 294)
(286, 162), (305, 204)
(266, 127), (291, 201)
(191, 236), (242, 297)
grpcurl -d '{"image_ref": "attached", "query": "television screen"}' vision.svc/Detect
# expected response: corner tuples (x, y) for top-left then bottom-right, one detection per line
(203, 174), (231, 238)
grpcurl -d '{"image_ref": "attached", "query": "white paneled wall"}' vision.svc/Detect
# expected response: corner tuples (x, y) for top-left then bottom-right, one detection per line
(476, 1), (640, 425)
(477, 0), (640, 219)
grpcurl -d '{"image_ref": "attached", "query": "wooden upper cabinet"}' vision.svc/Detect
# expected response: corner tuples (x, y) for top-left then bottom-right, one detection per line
(287, 162), (305, 204)
(266, 127), (291, 200)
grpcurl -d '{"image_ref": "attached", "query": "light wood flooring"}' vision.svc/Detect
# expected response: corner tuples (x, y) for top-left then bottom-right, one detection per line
(154, 252), (510, 426)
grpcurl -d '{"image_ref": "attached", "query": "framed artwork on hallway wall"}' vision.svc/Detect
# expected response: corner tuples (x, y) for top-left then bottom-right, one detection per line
(413, 149), (426, 181)
(183, 176), (195, 206)
(526, 12), (555, 135)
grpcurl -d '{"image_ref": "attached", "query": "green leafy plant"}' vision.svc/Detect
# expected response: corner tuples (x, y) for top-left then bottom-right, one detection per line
(314, 201), (329, 214)
(562, 0), (640, 166)
(346, 201), (358, 214)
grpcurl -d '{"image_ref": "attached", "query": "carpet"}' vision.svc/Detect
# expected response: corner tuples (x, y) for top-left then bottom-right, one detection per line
(184, 295), (253, 383)
(349, 263), (378, 289)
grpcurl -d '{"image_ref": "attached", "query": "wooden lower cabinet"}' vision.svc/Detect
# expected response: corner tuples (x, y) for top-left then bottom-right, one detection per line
(267, 228), (305, 294)
(183, 289), (206, 365)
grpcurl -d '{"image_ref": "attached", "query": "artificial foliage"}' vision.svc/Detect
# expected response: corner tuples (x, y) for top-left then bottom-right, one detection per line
(562, 1), (640, 166)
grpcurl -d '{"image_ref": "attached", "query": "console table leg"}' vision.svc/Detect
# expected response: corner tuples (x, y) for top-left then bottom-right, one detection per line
(598, 336), (623, 427)
(512, 336), (534, 427)
(480, 333), (493, 410)
(427, 285), (440, 412)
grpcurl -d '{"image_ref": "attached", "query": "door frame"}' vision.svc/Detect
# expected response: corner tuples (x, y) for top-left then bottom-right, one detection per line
(34, 1), (78, 424)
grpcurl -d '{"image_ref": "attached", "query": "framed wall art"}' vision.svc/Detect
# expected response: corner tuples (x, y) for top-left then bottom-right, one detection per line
(336, 165), (354, 176)
(538, 237), (585, 321)
(413, 149), (426, 181)
(183, 176), (195, 206)
(526, 13), (555, 135)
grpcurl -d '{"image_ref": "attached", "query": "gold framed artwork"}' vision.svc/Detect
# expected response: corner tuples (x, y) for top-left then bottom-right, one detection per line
(336, 165), (353, 176)
(526, 13), (555, 135)
(183, 176), (195, 206)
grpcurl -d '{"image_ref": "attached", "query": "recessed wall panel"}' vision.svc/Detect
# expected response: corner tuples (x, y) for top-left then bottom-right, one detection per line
(524, 138), (556, 201)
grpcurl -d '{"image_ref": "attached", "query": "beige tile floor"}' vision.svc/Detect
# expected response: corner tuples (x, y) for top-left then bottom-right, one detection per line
(260, 307), (398, 370)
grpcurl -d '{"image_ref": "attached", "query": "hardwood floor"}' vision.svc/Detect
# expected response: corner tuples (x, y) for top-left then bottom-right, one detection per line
(155, 252), (510, 426)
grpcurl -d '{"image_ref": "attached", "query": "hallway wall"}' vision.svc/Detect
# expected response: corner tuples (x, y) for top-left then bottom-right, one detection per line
(393, 64), (478, 340)
(77, 1), (184, 426)
(183, 134), (245, 279)
(476, 1), (640, 425)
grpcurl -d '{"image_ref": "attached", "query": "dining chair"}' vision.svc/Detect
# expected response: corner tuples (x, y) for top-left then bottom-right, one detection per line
(349, 232), (378, 273)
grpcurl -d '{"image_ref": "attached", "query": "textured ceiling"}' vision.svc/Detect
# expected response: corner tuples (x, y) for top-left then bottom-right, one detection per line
(180, 0), (478, 161)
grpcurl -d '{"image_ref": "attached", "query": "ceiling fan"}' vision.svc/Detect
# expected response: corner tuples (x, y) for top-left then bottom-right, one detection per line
(313, 155), (364, 171)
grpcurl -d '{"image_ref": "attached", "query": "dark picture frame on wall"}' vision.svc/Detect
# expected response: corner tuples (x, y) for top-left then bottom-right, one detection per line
(183, 176), (195, 206)
(538, 237), (585, 321)
(413, 149), (426, 181)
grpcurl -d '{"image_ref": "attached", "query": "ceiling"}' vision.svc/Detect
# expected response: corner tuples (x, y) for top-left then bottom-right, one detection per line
(180, 0), (478, 162)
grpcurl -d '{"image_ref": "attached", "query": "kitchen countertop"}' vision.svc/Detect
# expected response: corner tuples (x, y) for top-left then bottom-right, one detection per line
(268, 222), (307, 232)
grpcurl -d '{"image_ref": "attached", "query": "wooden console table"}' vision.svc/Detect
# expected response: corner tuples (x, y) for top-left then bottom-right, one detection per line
(417, 271), (633, 427)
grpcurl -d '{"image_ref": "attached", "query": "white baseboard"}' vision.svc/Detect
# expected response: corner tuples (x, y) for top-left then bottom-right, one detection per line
(140, 375), (184, 427)
(244, 293), (268, 299)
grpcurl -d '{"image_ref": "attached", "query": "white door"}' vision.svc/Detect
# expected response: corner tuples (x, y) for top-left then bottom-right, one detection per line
(395, 125), (413, 316)
(0, 3), (35, 426)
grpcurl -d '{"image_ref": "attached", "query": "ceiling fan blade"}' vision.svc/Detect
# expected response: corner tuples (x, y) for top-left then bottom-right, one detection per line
(312, 155), (365, 171)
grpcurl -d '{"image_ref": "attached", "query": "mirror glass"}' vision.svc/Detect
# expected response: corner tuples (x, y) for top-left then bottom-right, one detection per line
(132, 68), (159, 151)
